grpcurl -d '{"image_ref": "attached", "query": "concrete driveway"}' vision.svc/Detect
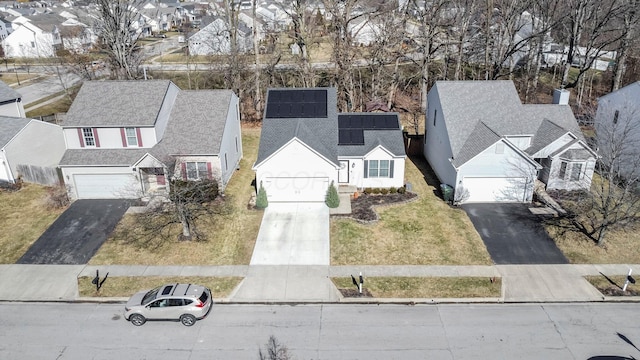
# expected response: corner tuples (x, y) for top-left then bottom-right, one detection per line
(250, 203), (330, 265)
(462, 203), (568, 265)
(17, 199), (130, 265)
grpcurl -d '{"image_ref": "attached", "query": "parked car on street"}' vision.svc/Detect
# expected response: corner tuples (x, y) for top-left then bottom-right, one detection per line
(124, 283), (212, 326)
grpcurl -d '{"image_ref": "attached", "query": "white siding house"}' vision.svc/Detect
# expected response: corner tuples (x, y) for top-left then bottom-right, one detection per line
(59, 80), (243, 200)
(424, 81), (595, 203)
(595, 81), (640, 180)
(254, 88), (406, 203)
(0, 117), (66, 185)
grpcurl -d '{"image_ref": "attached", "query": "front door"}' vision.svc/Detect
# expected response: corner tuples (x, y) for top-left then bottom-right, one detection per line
(338, 160), (349, 183)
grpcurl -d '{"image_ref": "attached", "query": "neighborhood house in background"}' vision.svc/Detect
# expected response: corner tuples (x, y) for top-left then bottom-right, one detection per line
(0, 81), (26, 118)
(0, 117), (66, 186)
(424, 80), (597, 203)
(58, 80), (242, 200)
(253, 87), (406, 202)
(595, 81), (640, 181)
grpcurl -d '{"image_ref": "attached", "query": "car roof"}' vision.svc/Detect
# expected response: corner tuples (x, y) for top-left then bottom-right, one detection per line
(157, 283), (206, 298)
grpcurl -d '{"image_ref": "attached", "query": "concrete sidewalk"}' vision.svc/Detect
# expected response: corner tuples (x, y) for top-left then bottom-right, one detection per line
(0, 263), (638, 303)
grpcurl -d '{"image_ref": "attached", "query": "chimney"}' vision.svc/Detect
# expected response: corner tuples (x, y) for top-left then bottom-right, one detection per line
(553, 89), (570, 105)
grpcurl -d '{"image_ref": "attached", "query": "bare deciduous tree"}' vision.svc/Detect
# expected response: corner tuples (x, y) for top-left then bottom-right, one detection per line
(552, 103), (640, 247)
(258, 336), (291, 360)
(95, 0), (145, 79)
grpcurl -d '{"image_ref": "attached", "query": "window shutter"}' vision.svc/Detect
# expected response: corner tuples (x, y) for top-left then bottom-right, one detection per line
(93, 128), (100, 147)
(136, 128), (143, 147)
(207, 162), (213, 179)
(77, 128), (85, 147)
(120, 128), (127, 147)
(389, 160), (394, 178)
(181, 163), (187, 180)
(364, 160), (368, 178)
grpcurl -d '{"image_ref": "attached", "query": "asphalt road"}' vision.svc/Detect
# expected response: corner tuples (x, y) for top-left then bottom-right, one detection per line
(1, 303), (638, 359)
(17, 199), (130, 265)
(463, 203), (569, 265)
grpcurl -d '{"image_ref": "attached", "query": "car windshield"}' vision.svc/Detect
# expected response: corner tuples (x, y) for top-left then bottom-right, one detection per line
(141, 287), (161, 305)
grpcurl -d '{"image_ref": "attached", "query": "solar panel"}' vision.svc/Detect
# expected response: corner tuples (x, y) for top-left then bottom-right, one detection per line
(265, 89), (328, 118)
(338, 114), (399, 130)
(338, 129), (365, 145)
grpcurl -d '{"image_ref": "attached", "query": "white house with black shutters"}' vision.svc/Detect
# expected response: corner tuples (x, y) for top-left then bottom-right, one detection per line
(253, 88), (406, 203)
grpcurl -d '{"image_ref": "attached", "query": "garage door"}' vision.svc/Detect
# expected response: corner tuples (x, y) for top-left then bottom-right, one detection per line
(74, 174), (139, 199)
(263, 177), (329, 202)
(462, 177), (529, 203)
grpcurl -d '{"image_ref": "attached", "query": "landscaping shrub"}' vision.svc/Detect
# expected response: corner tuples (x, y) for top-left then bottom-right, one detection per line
(389, 187), (397, 194)
(363, 187), (373, 194)
(256, 181), (268, 209)
(372, 188), (381, 194)
(397, 186), (406, 194)
(44, 185), (70, 209)
(380, 188), (389, 195)
(325, 181), (340, 208)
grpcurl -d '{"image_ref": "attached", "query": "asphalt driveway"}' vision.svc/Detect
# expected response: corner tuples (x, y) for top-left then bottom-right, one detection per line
(462, 203), (568, 265)
(17, 199), (130, 265)
(250, 203), (330, 265)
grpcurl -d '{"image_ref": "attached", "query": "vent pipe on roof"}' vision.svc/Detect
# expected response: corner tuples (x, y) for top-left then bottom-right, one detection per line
(553, 89), (570, 105)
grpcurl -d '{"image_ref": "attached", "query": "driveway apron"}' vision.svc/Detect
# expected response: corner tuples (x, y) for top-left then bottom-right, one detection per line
(250, 203), (330, 265)
(17, 199), (130, 265)
(463, 203), (568, 265)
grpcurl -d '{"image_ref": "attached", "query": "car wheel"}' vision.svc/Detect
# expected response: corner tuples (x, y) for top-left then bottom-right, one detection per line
(180, 314), (196, 326)
(129, 314), (146, 326)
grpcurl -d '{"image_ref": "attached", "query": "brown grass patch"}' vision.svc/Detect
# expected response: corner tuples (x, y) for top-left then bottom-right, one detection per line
(331, 156), (491, 265)
(78, 276), (242, 298)
(332, 277), (501, 298)
(547, 222), (640, 264)
(0, 184), (66, 263)
(584, 275), (639, 296)
(89, 126), (263, 265)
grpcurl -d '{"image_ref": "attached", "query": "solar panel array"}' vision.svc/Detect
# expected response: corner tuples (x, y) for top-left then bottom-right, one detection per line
(265, 89), (328, 118)
(338, 114), (399, 145)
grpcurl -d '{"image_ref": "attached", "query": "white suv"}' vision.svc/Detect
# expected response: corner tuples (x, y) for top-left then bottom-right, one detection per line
(124, 283), (212, 326)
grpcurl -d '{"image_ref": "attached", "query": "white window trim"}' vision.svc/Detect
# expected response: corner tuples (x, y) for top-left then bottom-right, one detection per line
(125, 127), (138, 147)
(186, 161), (208, 180)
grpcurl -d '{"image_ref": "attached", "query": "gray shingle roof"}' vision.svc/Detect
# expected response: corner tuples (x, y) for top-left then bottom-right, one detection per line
(526, 119), (570, 155)
(256, 88), (406, 165)
(255, 88), (339, 167)
(0, 81), (22, 103)
(59, 149), (147, 166)
(64, 80), (175, 127)
(0, 116), (30, 148)
(151, 90), (233, 160)
(434, 80), (584, 167)
(452, 121), (501, 167)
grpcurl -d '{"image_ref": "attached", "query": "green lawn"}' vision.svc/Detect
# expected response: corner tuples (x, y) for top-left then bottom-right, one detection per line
(78, 276), (242, 299)
(331, 155), (492, 265)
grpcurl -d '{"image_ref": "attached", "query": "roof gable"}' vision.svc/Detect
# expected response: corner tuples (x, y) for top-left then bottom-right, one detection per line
(0, 81), (22, 103)
(0, 116), (31, 148)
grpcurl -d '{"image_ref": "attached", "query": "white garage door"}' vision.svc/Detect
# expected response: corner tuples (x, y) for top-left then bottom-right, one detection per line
(263, 177), (329, 202)
(74, 174), (139, 199)
(462, 177), (529, 203)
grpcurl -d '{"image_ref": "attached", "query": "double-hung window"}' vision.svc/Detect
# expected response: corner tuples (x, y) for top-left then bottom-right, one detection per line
(366, 160), (392, 178)
(186, 162), (208, 180)
(125, 128), (138, 146)
(82, 128), (95, 146)
(570, 163), (583, 181)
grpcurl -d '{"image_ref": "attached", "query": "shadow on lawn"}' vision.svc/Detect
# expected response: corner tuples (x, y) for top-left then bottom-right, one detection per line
(408, 154), (442, 199)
